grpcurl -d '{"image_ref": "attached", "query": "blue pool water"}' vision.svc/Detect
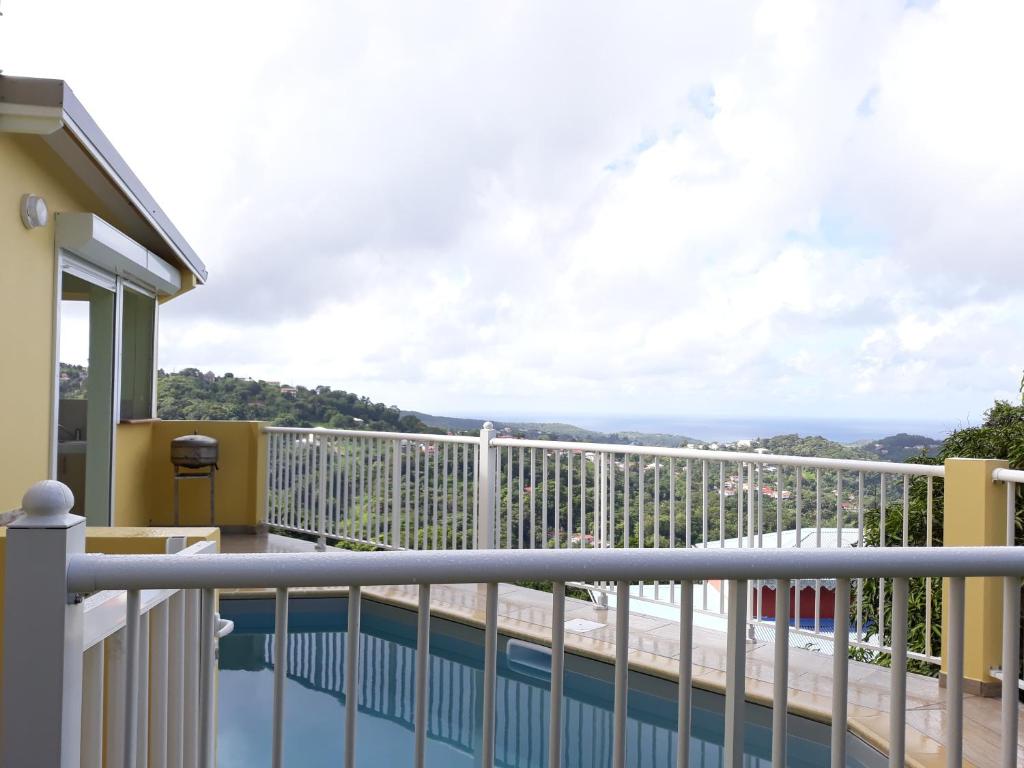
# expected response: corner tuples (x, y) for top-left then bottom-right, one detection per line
(218, 597), (880, 767)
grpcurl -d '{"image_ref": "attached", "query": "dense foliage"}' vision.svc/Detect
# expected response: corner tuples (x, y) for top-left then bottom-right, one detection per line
(59, 363), (88, 399)
(866, 433), (943, 462)
(751, 433), (875, 460)
(853, 464), (943, 675)
(157, 369), (440, 433)
(854, 376), (1024, 675)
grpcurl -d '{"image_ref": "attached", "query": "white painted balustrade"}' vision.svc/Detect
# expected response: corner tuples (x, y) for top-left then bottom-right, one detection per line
(1, 481), (226, 768)
(4, 476), (1023, 768)
(992, 466), (1024, 766)
(265, 424), (948, 663)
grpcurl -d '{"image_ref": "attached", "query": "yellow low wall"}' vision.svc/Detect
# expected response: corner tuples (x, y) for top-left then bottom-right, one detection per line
(114, 421), (156, 526)
(114, 420), (267, 530)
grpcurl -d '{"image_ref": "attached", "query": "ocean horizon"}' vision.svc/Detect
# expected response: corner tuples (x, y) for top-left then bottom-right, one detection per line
(482, 414), (959, 444)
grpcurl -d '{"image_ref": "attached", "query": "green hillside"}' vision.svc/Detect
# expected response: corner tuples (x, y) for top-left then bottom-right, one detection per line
(157, 369), (439, 433)
(861, 433), (943, 462)
(61, 364), (948, 459)
(403, 410), (696, 446)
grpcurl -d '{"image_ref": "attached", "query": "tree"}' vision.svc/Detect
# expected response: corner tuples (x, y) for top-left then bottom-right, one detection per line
(854, 373), (1024, 676)
(155, 369), (443, 435)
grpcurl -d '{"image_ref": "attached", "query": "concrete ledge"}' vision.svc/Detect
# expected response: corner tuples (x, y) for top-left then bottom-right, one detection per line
(217, 524), (265, 536)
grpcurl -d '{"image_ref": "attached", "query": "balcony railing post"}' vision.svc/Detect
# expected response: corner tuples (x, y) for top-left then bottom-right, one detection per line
(316, 429), (328, 550)
(391, 440), (403, 549)
(1, 481), (86, 767)
(941, 457), (1009, 696)
(476, 422), (497, 549)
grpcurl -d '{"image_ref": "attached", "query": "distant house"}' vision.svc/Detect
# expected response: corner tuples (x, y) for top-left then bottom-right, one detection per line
(280, 386), (298, 396)
(705, 528), (858, 623)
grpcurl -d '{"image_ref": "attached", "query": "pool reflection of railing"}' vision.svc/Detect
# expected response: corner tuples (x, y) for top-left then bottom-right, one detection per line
(254, 628), (705, 768)
(257, 631), (479, 756)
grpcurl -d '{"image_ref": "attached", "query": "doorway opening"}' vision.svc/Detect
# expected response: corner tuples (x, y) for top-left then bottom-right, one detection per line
(56, 271), (115, 525)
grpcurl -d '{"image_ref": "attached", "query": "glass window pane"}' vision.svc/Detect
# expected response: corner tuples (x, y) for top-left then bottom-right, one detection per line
(120, 289), (156, 420)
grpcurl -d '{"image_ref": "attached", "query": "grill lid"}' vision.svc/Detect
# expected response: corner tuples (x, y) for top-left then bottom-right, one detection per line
(171, 433), (219, 469)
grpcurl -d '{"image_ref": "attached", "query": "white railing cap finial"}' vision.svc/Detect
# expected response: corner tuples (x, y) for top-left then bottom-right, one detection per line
(13, 480), (83, 529)
(483, 421), (493, 430)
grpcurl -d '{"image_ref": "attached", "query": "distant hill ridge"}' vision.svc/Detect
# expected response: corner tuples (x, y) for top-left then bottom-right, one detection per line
(401, 411), (697, 447)
(61, 366), (943, 462)
(404, 410), (943, 461)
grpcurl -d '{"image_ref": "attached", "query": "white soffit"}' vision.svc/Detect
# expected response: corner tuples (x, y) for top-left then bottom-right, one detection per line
(56, 212), (181, 296)
(0, 103), (64, 134)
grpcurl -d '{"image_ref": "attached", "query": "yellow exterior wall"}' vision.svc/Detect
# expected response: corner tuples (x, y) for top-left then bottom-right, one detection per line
(0, 133), (120, 513)
(0, 131), (196, 518)
(114, 421), (156, 526)
(941, 457), (1009, 695)
(112, 420), (267, 529)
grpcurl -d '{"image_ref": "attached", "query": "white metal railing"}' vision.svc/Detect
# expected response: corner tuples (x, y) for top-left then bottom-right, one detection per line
(50, 545), (1024, 768)
(488, 437), (946, 666)
(264, 424), (947, 664)
(265, 426), (480, 551)
(80, 537), (222, 768)
(0, 482), (228, 768)
(993, 466), (1024, 748)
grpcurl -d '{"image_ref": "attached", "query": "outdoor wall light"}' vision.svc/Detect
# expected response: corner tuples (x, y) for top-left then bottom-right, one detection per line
(20, 193), (48, 229)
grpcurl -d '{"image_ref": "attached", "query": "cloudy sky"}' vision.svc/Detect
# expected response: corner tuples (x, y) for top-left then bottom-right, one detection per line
(5, 1), (1023, 430)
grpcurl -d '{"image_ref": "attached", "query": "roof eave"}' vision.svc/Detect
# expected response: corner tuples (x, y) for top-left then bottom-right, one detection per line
(0, 75), (208, 284)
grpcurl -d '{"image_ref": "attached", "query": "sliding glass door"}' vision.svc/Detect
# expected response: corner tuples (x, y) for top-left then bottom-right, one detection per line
(56, 263), (116, 524)
(55, 257), (158, 525)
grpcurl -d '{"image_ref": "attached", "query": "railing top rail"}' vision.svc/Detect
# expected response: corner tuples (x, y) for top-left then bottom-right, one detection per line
(263, 425), (479, 445)
(66, 546), (1022, 592)
(993, 467), (1024, 484)
(80, 538), (217, 650)
(489, 437), (946, 477)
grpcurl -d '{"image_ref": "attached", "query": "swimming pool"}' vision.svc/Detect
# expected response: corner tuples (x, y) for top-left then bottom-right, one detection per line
(218, 597), (884, 767)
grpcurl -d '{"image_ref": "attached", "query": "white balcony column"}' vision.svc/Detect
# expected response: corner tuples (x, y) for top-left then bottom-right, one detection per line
(476, 422), (497, 549)
(1, 481), (86, 768)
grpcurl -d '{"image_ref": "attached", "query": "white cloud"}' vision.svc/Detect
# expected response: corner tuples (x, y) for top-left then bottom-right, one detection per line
(4, 0), (1022, 425)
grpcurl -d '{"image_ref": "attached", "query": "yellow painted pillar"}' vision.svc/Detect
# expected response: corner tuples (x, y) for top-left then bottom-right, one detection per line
(254, 422), (269, 529)
(941, 458), (1009, 696)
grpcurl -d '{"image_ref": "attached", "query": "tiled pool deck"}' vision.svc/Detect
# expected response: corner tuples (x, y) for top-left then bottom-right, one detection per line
(222, 533), (1022, 767)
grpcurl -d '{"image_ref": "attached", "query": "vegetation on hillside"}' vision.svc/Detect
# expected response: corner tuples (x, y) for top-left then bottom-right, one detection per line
(747, 433), (876, 460)
(859, 433), (944, 462)
(854, 376), (1024, 676)
(157, 369), (439, 433)
(59, 363), (88, 399)
(405, 410), (696, 446)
